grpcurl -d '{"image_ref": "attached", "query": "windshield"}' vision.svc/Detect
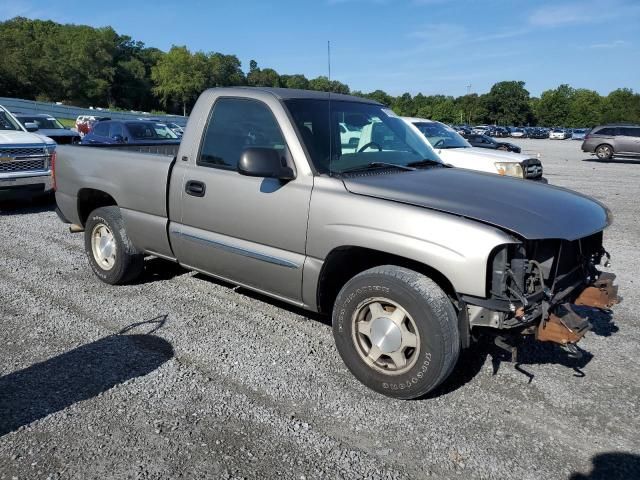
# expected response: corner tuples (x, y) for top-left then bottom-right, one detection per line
(19, 116), (65, 129)
(0, 110), (23, 131)
(412, 122), (470, 149)
(125, 122), (178, 140)
(284, 99), (440, 174)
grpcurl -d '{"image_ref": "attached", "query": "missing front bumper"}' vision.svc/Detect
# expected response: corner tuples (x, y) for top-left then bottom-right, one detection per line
(574, 272), (620, 309)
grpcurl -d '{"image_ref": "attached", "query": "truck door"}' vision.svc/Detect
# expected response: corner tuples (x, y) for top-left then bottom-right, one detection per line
(169, 96), (312, 304)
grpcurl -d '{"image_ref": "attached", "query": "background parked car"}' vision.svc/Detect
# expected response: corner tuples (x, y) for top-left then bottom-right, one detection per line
(15, 114), (81, 144)
(81, 120), (181, 145)
(472, 125), (491, 135)
(581, 124), (640, 160)
(75, 115), (107, 136)
(510, 127), (526, 138)
(404, 117), (544, 180)
(166, 122), (185, 137)
(549, 128), (570, 140)
(529, 127), (549, 139)
(462, 133), (522, 153)
(571, 128), (588, 140)
(492, 126), (510, 138)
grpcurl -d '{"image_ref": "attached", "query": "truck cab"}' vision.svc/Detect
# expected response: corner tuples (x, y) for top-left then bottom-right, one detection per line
(0, 105), (56, 199)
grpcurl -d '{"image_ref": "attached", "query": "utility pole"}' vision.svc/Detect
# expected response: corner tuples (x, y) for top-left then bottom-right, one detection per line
(466, 84), (472, 95)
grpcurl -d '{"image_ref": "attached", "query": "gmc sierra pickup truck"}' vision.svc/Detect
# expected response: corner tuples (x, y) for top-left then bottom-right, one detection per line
(54, 87), (619, 399)
(1, 105), (56, 198)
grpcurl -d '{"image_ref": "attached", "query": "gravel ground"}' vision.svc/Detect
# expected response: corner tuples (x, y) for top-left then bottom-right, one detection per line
(1, 139), (639, 479)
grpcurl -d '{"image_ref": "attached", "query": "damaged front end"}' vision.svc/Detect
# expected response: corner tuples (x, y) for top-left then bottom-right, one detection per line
(462, 231), (621, 357)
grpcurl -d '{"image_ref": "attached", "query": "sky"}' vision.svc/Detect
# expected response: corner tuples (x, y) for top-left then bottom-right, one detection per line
(1, 0), (639, 97)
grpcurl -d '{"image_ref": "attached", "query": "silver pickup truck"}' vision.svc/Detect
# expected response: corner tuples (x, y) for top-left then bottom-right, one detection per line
(54, 87), (620, 399)
(1, 105), (56, 198)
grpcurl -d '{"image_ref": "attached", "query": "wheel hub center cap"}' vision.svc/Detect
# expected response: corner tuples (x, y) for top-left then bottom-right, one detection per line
(370, 316), (402, 353)
(99, 236), (114, 259)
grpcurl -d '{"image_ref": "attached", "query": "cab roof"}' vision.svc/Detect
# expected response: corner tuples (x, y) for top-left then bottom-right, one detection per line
(207, 87), (381, 105)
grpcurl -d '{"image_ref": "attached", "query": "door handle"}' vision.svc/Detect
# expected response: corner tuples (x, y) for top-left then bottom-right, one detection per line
(185, 180), (206, 197)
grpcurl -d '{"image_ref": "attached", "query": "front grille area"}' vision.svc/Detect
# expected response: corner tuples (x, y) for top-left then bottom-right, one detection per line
(0, 146), (49, 158)
(0, 158), (47, 173)
(522, 158), (543, 178)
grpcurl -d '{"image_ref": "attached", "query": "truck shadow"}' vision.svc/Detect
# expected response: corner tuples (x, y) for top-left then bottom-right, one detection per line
(0, 316), (173, 437)
(136, 257), (190, 284)
(193, 273), (330, 325)
(569, 452), (640, 480)
(428, 308), (618, 397)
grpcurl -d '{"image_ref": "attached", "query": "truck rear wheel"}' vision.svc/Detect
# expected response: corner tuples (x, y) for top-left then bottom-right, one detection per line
(332, 265), (460, 399)
(84, 206), (144, 285)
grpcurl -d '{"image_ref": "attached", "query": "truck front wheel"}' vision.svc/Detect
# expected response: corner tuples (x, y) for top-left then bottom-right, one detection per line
(84, 206), (144, 285)
(332, 266), (460, 399)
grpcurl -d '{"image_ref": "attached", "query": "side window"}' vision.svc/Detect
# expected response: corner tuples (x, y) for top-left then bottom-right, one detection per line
(92, 122), (110, 137)
(198, 98), (286, 169)
(621, 127), (640, 137)
(110, 122), (124, 138)
(596, 127), (616, 136)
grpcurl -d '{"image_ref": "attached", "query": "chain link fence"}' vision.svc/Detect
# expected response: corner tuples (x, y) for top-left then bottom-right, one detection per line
(0, 97), (188, 127)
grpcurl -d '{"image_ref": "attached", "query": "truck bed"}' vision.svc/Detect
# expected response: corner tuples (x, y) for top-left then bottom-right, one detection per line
(55, 144), (177, 258)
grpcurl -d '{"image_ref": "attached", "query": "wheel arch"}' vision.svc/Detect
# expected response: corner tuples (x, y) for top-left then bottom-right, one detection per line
(316, 245), (459, 316)
(77, 188), (118, 226)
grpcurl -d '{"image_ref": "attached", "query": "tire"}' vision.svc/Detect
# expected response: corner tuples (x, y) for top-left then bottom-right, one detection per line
(332, 265), (460, 399)
(595, 144), (613, 160)
(84, 206), (144, 285)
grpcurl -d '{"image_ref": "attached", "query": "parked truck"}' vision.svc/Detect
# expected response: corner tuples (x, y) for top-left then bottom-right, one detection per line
(54, 87), (620, 399)
(1, 105), (56, 199)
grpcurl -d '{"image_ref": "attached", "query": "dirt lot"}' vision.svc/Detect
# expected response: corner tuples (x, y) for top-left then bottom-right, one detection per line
(1, 139), (639, 479)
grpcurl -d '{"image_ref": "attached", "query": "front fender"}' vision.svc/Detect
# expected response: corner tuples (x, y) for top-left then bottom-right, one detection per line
(306, 177), (519, 298)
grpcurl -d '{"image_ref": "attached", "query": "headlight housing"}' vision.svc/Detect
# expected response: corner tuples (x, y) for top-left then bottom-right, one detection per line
(495, 162), (523, 178)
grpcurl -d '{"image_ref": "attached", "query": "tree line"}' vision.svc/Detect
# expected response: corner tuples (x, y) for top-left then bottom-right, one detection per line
(1, 17), (639, 126)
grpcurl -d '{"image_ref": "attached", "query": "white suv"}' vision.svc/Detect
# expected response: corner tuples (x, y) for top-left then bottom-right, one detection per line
(403, 117), (544, 181)
(0, 105), (56, 198)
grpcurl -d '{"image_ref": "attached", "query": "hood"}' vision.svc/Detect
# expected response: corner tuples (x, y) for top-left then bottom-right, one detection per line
(0, 130), (53, 145)
(342, 168), (610, 241)
(436, 146), (532, 163)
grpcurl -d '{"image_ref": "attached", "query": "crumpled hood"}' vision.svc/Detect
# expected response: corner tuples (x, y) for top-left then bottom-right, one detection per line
(343, 168), (611, 241)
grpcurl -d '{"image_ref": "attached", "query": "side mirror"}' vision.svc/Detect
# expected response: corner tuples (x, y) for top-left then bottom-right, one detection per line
(238, 147), (295, 180)
(112, 134), (125, 143)
(24, 122), (39, 132)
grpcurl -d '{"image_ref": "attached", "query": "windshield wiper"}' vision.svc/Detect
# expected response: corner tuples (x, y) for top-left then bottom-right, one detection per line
(407, 159), (444, 168)
(338, 162), (416, 174)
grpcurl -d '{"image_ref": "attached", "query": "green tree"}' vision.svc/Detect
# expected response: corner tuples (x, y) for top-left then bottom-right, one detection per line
(279, 74), (309, 90)
(207, 52), (245, 87)
(567, 89), (602, 127)
(246, 61), (281, 87)
(484, 81), (532, 125)
(361, 90), (393, 106)
(151, 45), (206, 115)
(391, 93), (416, 116)
(534, 84), (574, 126)
(600, 88), (640, 124)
